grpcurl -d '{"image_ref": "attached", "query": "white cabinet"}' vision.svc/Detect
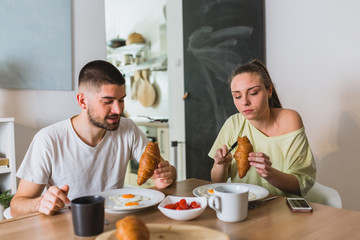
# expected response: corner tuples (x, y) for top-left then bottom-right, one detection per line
(0, 118), (16, 194)
(157, 127), (169, 161)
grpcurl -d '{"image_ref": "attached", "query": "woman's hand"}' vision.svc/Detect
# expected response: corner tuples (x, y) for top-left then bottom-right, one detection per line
(211, 145), (233, 183)
(214, 144), (233, 166)
(248, 152), (301, 195)
(248, 152), (272, 178)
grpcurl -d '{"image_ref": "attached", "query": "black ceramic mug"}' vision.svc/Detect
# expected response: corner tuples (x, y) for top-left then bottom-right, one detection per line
(71, 195), (105, 237)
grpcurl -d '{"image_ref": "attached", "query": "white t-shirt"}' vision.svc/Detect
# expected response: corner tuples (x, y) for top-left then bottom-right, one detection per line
(16, 117), (149, 200)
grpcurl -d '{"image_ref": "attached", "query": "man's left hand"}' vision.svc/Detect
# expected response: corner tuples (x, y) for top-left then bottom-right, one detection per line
(153, 160), (177, 189)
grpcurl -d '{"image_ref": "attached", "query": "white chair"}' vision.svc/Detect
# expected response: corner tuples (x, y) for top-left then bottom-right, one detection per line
(304, 182), (342, 208)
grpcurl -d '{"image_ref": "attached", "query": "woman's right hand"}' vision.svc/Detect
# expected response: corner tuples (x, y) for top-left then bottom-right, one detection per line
(214, 144), (233, 166)
(211, 144), (233, 182)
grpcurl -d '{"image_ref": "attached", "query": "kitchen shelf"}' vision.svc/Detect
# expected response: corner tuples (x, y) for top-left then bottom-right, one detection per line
(134, 54), (167, 71)
(108, 43), (148, 56)
(107, 42), (167, 77)
(0, 168), (11, 174)
(118, 54), (167, 77)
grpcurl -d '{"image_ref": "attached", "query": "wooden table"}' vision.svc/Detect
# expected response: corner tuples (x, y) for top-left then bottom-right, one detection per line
(1, 178), (360, 240)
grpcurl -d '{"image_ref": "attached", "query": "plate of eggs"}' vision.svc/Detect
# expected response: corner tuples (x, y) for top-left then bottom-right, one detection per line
(99, 188), (165, 213)
(193, 183), (268, 202)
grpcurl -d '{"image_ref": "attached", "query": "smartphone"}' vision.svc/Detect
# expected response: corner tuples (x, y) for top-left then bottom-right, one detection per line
(286, 198), (313, 213)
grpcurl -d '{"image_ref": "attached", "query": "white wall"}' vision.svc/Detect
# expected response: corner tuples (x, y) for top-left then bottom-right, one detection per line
(104, 0), (169, 119)
(105, 0), (166, 56)
(0, 0), (107, 172)
(266, 0), (360, 211)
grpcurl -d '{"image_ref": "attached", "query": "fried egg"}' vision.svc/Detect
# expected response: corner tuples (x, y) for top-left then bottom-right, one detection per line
(197, 187), (214, 198)
(248, 192), (256, 201)
(109, 194), (151, 209)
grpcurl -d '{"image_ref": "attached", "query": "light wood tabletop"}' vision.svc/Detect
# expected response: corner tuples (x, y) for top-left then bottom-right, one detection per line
(1, 178), (360, 240)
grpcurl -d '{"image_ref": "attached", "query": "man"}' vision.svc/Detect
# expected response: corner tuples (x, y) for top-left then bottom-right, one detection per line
(11, 60), (177, 217)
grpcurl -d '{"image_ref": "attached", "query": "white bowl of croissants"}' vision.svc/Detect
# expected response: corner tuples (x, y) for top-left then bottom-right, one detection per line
(157, 196), (207, 221)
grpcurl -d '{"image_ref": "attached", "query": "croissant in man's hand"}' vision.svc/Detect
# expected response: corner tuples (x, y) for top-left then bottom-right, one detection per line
(137, 142), (161, 185)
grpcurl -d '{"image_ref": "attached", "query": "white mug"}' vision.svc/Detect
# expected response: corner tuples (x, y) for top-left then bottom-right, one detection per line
(208, 185), (249, 222)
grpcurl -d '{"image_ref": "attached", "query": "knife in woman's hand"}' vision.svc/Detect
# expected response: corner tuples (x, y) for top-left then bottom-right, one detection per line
(224, 141), (238, 157)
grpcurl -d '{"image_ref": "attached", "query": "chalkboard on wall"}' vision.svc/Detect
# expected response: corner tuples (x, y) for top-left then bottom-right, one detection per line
(0, 0), (72, 90)
(183, 0), (265, 180)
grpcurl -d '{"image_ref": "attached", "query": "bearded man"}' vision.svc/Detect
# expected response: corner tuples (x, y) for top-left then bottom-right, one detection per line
(11, 60), (176, 217)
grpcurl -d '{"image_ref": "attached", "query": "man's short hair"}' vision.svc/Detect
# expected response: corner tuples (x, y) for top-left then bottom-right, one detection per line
(78, 60), (125, 89)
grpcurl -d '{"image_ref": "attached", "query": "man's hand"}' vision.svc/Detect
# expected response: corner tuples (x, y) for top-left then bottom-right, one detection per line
(153, 160), (176, 189)
(38, 185), (70, 215)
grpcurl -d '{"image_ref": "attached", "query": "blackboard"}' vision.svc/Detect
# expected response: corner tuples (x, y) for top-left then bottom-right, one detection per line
(183, 0), (265, 180)
(0, 0), (72, 90)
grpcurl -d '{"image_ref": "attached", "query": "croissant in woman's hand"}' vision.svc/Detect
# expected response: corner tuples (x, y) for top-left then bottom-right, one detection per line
(116, 215), (150, 240)
(233, 136), (253, 178)
(137, 142), (161, 185)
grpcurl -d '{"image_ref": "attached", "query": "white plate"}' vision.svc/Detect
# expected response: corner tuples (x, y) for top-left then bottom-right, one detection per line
(193, 183), (269, 202)
(3, 207), (12, 219)
(99, 188), (165, 213)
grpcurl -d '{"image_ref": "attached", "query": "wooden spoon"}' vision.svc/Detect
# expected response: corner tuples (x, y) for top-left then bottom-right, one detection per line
(137, 69), (156, 107)
(131, 70), (141, 100)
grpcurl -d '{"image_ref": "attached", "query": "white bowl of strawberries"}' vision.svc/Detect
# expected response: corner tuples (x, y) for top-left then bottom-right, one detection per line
(158, 196), (207, 221)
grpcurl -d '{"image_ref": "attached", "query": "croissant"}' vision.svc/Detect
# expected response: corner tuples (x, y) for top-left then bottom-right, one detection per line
(137, 142), (161, 185)
(115, 215), (150, 240)
(233, 136), (253, 178)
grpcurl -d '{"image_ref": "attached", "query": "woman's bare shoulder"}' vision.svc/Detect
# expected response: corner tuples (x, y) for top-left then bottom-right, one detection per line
(273, 108), (304, 133)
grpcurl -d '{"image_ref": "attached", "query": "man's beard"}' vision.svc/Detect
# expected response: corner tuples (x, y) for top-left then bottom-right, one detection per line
(87, 108), (120, 131)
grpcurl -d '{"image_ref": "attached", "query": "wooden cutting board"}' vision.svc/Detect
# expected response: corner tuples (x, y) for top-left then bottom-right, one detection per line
(131, 70), (141, 100)
(96, 224), (230, 240)
(137, 69), (156, 107)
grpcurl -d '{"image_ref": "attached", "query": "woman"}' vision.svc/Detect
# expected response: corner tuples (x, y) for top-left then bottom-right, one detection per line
(209, 59), (316, 197)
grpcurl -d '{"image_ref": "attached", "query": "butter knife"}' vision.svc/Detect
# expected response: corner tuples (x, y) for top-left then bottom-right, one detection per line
(224, 140), (238, 157)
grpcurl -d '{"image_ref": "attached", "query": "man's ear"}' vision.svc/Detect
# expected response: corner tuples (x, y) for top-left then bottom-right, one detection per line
(77, 93), (87, 109)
